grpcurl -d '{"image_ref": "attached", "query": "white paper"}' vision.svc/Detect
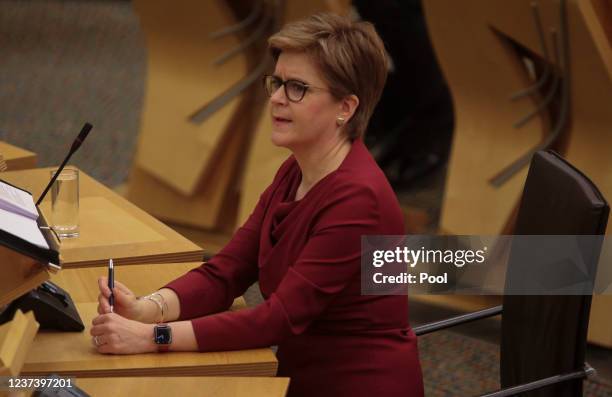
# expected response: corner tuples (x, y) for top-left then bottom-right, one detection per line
(0, 207), (49, 249)
(0, 180), (38, 220)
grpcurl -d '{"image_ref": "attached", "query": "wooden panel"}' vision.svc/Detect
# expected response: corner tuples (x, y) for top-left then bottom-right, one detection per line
(0, 310), (39, 377)
(73, 377), (289, 397)
(0, 168), (204, 268)
(580, 0), (612, 82)
(159, 225), (232, 259)
(424, 0), (612, 346)
(132, 0), (246, 196)
(126, 0), (267, 229)
(0, 250), (49, 308)
(21, 302), (277, 378)
(424, 0), (545, 236)
(49, 262), (202, 303)
(126, 111), (245, 229)
(24, 264), (277, 378)
(0, 141), (36, 171)
(42, 197), (165, 248)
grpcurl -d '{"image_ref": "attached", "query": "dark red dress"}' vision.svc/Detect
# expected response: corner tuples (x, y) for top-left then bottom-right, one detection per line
(164, 139), (424, 396)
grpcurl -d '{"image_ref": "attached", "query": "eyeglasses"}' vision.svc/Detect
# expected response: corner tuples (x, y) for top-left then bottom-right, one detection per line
(263, 74), (327, 103)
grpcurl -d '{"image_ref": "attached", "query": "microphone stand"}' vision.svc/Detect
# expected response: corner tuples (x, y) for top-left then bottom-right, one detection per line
(36, 123), (93, 206)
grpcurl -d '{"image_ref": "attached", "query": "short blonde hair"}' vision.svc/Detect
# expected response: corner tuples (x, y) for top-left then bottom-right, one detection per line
(268, 13), (389, 140)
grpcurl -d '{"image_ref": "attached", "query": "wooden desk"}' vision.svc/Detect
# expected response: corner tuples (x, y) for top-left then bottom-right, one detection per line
(0, 311), (38, 377)
(50, 262), (200, 302)
(71, 377), (289, 397)
(21, 301), (277, 378)
(21, 263), (278, 378)
(0, 168), (204, 268)
(0, 141), (36, 171)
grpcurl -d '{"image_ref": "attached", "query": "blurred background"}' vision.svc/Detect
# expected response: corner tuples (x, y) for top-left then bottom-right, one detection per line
(1, 0), (611, 395)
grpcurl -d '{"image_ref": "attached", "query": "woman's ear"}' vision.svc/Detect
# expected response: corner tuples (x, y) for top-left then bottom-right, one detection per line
(339, 94), (359, 123)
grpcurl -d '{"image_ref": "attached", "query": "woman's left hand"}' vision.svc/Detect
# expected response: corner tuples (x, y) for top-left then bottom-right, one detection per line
(90, 313), (156, 354)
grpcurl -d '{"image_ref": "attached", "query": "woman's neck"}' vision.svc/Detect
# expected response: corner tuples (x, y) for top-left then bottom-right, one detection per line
(293, 137), (352, 195)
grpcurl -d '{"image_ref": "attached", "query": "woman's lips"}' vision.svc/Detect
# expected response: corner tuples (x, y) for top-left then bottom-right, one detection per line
(273, 116), (292, 124)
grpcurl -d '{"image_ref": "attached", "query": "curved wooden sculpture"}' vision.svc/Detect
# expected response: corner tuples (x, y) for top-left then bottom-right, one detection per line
(424, 0), (612, 345)
(132, 0), (249, 196)
(127, 0), (272, 228)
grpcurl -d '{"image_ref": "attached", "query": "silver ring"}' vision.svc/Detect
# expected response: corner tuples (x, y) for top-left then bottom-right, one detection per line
(94, 335), (101, 346)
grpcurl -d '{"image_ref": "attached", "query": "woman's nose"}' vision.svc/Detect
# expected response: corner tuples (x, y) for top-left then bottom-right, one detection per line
(270, 86), (288, 105)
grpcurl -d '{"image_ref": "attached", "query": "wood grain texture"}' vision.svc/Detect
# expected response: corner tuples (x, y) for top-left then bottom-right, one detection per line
(131, 0), (246, 196)
(50, 262), (203, 302)
(0, 310), (39, 377)
(72, 377), (289, 397)
(0, 141), (36, 171)
(0, 167), (204, 268)
(126, 0), (266, 229)
(424, 0), (612, 346)
(126, 120), (243, 229)
(21, 302), (277, 378)
(424, 0), (546, 236)
(0, 250), (49, 307)
(21, 264), (277, 378)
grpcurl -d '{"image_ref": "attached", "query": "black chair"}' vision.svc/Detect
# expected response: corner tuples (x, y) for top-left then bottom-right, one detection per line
(414, 150), (610, 396)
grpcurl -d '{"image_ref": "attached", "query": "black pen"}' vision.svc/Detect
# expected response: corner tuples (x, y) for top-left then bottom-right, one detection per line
(108, 258), (114, 313)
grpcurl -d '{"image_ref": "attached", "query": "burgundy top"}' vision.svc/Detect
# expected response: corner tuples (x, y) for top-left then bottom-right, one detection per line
(164, 139), (424, 397)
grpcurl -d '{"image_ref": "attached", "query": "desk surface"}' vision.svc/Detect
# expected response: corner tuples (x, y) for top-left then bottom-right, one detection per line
(0, 141), (37, 170)
(71, 377), (289, 397)
(22, 263), (278, 378)
(50, 262), (201, 302)
(1, 167), (204, 268)
(21, 302), (277, 378)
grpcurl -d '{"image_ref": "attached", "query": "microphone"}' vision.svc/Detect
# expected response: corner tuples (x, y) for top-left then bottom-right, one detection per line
(36, 123), (93, 206)
(70, 123), (92, 153)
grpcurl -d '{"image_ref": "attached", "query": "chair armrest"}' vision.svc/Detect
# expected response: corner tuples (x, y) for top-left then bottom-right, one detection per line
(413, 305), (502, 336)
(479, 364), (596, 397)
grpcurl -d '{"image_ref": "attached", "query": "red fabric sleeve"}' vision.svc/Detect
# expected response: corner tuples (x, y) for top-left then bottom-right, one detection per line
(163, 187), (268, 319)
(189, 182), (380, 352)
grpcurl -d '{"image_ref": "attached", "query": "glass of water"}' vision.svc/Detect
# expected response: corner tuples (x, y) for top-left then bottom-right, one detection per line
(50, 167), (79, 238)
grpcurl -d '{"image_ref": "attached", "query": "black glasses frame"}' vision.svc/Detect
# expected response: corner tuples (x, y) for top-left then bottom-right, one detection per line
(263, 75), (327, 103)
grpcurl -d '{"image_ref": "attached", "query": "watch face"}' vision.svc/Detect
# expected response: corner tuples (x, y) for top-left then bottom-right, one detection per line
(154, 325), (172, 345)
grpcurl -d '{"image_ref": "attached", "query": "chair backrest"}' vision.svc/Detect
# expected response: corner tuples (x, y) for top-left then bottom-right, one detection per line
(500, 150), (609, 397)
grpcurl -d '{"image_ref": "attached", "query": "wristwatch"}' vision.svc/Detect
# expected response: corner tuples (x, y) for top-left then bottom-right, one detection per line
(153, 323), (172, 353)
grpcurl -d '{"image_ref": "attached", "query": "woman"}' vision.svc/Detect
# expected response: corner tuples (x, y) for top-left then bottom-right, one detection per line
(93, 13), (424, 397)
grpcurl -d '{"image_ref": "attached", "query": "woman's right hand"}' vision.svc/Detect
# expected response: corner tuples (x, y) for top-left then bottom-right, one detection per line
(97, 276), (142, 321)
